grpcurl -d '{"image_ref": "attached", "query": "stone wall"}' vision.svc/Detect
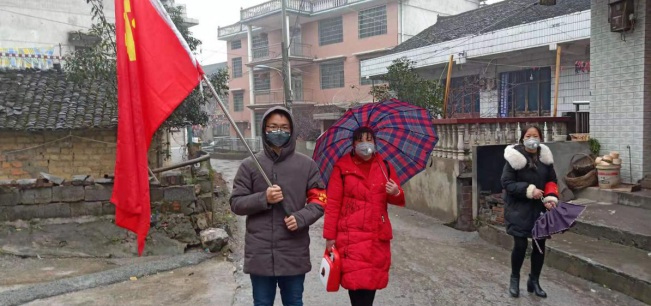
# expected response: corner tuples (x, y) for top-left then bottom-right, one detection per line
(590, 0), (651, 183)
(0, 177), (116, 221)
(0, 171), (218, 242)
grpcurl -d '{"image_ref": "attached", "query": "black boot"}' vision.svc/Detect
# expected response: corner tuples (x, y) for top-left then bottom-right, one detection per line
(527, 274), (547, 298)
(509, 275), (520, 297)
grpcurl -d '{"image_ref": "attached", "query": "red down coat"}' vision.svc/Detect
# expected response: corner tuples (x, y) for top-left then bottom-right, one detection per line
(323, 154), (405, 290)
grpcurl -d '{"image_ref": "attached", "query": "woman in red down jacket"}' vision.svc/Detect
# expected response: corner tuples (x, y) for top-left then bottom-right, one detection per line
(323, 126), (405, 306)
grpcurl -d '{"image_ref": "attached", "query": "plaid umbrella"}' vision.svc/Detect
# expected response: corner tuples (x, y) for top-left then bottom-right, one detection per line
(532, 201), (586, 253)
(313, 99), (437, 186)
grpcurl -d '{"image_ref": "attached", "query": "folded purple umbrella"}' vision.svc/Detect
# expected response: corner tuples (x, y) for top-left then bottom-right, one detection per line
(532, 201), (586, 253)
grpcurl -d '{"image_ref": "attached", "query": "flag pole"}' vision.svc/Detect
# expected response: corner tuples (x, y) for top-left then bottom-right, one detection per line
(201, 74), (291, 216)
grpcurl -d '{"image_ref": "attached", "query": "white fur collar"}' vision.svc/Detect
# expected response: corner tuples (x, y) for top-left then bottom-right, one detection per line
(504, 144), (553, 170)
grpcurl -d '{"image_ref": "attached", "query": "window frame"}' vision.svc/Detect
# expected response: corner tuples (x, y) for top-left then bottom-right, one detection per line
(231, 57), (243, 79)
(252, 35), (269, 59)
(231, 39), (242, 50)
(358, 5), (388, 39)
(320, 61), (345, 90)
(319, 16), (344, 46)
(253, 70), (271, 95)
(233, 91), (244, 112)
(499, 68), (552, 117)
(446, 76), (481, 118)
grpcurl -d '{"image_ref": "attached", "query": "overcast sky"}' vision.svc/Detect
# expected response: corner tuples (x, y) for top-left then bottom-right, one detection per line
(176, 0), (506, 66)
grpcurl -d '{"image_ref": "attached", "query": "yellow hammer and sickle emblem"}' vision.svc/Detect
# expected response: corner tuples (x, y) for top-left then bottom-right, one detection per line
(124, 0), (136, 61)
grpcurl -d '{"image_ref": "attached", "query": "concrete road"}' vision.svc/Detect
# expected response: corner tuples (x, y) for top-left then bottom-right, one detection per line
(8, 158), (646, 306)
(23, 257), (237, 306)
(229, 207), (644, 306)
(223, 160), (643, 306)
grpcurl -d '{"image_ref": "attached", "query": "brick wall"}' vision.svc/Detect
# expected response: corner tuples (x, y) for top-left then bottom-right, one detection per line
(0, 130), (117, 180)
(0, 130), (164, 181)
(478, 191), (506, 226)
(590, 0), (651, 183)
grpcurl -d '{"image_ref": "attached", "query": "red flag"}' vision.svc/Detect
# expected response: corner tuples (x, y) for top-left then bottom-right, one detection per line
(112, 0), (203, 255)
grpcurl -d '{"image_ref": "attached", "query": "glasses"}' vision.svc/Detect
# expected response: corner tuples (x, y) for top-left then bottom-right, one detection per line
(266, 125), (291, 132)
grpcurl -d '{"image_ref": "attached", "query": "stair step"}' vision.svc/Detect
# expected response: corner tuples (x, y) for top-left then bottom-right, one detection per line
(574, 187), (651, 210)
(619, 189), (651, 210)
(568, 200), (651, 252)
(479, 224), (651, 305)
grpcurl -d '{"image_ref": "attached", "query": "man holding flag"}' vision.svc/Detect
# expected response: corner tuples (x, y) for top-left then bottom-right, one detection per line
(111, 0), (204, 255)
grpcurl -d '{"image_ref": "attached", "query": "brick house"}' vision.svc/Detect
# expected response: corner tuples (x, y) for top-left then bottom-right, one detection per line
(0, 68), (119, 180)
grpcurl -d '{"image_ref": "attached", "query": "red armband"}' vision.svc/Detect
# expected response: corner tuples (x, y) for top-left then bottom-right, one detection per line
(308, 188), (327, 207)
(543, 182), (559, 204)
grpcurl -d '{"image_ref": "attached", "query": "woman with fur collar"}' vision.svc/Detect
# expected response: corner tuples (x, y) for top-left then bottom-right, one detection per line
(501, 125), (559, 299)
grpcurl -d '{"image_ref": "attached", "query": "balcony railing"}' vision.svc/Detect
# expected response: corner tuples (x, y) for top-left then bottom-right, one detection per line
(254, 88), (314, 104)
(218, 23), (245, 37)
(312, 0), (365, 12)
(432, 117), (571, 160)
(241, 0), (310, 20)
(251, 43), (312, 61)
(220, 0), (372, 37)
(241, 0), (368, 20)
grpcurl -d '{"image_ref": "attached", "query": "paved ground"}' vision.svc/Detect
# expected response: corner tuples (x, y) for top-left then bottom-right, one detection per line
(21, 256), (236, 306)
(2, 158), (646, 306)
(221, 159), (644, 306)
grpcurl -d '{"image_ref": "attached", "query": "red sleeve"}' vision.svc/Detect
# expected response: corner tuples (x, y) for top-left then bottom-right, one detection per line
(386, 162), (406, 207)
(323, 166), (343, 240)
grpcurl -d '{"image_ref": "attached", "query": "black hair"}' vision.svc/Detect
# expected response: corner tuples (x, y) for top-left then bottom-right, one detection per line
(264, 109), (293, 130)
(353, 126), (376, 142)
(519, 125), (543, 144)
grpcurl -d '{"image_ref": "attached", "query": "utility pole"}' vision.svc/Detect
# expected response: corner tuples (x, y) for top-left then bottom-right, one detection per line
(281, 0), (293, 113)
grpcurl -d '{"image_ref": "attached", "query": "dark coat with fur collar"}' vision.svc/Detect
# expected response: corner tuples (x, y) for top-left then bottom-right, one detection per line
(501, 144), (558, 238)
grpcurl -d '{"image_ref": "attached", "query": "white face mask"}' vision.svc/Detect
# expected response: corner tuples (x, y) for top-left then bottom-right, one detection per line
(355, 142), (375, 160)
(524, 138), (540, 150)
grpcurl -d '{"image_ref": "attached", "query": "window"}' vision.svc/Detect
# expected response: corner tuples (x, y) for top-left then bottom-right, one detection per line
(232, 57), (242, 78)
(319, 16), (343, 46)
(254, 112), (265, 132)
(447, 76), (480, 118)
(233, 92), (244, 112)
(235, 122), (249, 132)
(359, 6), (387, 39)
(252, 35), (269, 59)
(320, 61), (345, 89)
(231, 39), (242, 50)
(499, 68), (552, 117)
(254, 71), (271, 94)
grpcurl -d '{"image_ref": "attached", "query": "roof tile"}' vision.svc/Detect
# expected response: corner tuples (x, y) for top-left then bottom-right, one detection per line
(0, 69), (117, 131)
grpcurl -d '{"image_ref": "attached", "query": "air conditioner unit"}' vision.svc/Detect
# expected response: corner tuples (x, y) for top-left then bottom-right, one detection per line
(609, 0), (635, 32)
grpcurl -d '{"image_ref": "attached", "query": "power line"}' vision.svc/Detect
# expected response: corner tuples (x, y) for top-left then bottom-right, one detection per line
(0, 8), (92, 29)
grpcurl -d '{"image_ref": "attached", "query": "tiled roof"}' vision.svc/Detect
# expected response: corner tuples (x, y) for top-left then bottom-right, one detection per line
(392, 0), (591, 54)
(0, 69), (117, 131)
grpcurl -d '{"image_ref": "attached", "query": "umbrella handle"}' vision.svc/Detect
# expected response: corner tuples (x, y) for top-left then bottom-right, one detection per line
(534, 239), (544, 254)
(278, 200), (292, 217)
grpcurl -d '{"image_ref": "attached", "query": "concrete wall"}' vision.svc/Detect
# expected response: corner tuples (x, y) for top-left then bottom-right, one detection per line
(403, 156), (461, 223)
(590, 0), (651, 183)
(0, 0), (115, 57)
